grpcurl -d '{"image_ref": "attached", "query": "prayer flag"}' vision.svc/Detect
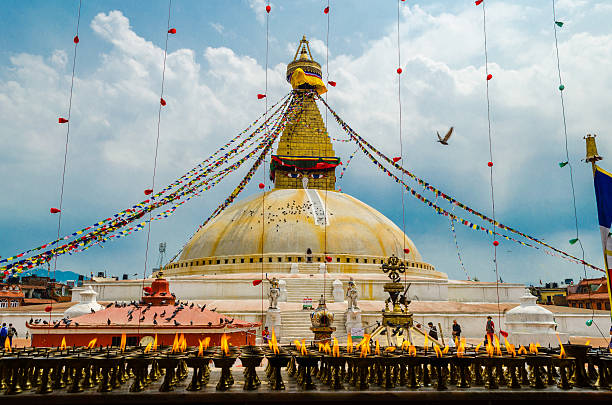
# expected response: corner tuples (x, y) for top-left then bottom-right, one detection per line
(593, 165), (612, 314)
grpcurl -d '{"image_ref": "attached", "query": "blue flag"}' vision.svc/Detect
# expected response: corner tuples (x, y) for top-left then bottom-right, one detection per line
(594, 165), (612, 313)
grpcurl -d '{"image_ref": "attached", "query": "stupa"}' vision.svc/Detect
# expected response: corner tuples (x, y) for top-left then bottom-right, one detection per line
(77, 37), (606, 345)
(163, 37), (444, 281)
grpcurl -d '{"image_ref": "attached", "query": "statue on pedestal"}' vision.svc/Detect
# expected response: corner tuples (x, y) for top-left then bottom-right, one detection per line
(346, 278), (359, 310)
(267, 277), (280, 309)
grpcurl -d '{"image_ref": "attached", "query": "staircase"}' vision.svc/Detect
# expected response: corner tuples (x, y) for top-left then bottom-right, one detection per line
(284, 277), (335, 303)
(297, 263), (321, 274)
(280, 310), (347, 343)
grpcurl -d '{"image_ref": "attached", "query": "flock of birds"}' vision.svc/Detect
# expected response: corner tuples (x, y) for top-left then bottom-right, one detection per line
(28, 299), (237, 329)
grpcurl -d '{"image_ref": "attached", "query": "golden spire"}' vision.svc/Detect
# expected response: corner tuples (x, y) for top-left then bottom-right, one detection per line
(270, 36), (339, 191)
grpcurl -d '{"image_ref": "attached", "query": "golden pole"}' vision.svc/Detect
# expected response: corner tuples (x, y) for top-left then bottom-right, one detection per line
(584, 134), (612, 318)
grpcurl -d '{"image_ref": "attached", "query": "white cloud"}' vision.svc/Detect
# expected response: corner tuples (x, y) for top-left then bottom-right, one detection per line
(247, 0), (269, 25)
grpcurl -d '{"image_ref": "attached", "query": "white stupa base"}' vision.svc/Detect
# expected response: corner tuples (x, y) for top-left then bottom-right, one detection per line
(265, 308), (282, 340)
(345, 308), (363, 336)
(507, 331), (569, 348)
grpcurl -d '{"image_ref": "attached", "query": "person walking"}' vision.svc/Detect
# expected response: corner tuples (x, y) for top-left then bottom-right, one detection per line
(427, 322), (438, 340)
(262, 326), (271, 344)
(485, 316), (495, 344)
(452, 320), (462, 340)
(0, 323), (7, 347)
(7, 324), (17, 347)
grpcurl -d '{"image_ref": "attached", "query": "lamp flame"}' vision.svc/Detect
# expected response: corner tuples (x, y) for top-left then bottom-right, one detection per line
(475, 342), (483, 354)
(518, 345), (527, 355)
(434, 345), (443, 358)
(347, 334), (353, 354)
(294, 340), (302, 351)
(375, 340), (380, 356)
(198, 339), (204, 357)
(384, 346), (396, 353)
(59, 336), (67, 350)
(120, 333), (126, 352)
(442, 345), (449, 355)
(86, 338), (97, 349)
(494, 335), (502, 356)
(271, 330), (279, 354)
(424, 333), (429, 353)
(504, 337), (516, 357)
(179, 333), (187, 352)
(556, 333), (566, 359)
(301, 339), (307, 356)
(323, 342), (331, 355)
(4, 336), (11, 352)
(144, 341), (152, 354)
(456, 338), (466, 357)
(408, 344), (417, 357)
(528, 343), (538, 354)
(318, 343), (324, 352)
(171, 333), (180, 353)
(332, 338), (340, 357)
(153, 334), (158, 351)
(220, 334), (230, 356)
(585, 340), (591, 346)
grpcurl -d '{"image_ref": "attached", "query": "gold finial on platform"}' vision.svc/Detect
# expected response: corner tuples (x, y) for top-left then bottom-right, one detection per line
(585, 134), (603, 164)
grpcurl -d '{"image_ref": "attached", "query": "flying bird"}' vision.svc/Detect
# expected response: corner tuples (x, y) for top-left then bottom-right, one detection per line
(436, 127), (454, 145)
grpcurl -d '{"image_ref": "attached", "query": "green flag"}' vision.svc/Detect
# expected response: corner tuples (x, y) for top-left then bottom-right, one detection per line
(559, 161), (568, 168)
(555, 21), (564, 27)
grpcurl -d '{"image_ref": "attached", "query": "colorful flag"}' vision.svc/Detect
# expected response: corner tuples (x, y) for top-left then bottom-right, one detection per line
(593, 165), (612, 314)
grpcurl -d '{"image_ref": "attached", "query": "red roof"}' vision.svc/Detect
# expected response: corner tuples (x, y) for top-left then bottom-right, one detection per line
(28, 302), (258, 330)
(566, 293), (609, 301)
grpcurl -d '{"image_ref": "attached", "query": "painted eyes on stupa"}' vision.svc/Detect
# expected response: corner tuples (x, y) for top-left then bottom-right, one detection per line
(286, 173), (326, 179)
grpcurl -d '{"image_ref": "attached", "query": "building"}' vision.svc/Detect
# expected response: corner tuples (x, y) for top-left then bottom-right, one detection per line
(19, 275), (71, 304)
(27, 273), (258, 347)
(0, 284), (25, 308)
(567, 277), (610, 310)
(530, 282), (569, 306)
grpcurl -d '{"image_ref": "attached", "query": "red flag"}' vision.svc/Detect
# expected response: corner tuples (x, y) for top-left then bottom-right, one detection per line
(258, 183), (265, 189)
(488, 161), (493, 167)
(325, 256), (332, 262)
(324, 6), (329, 14)
(168, 28), (177, 34)
(403, 248), (410, 254)
(265, 5), (271, 13)
(50, 208), (61, 214)
(73, 35), (79, 44)
(486, 73), (493, 80)
(397, 67), (403, 74)
(144, 189), (153, 195)
(328, 81), (336, 87)
(58, 118), (69, 123)
(257, 94), (266, 99)
(475, 0), (483, 5)
(493, 240), (499, 247)
(392, 157), (401, 163)
(252, 280), (262, 286)
(44, 306), (52, 312)
(160, 98), (167, 106)
(500, 330), (508, 338)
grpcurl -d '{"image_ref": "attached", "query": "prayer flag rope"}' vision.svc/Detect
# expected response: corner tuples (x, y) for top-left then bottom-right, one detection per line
(317, 95), (604, 273)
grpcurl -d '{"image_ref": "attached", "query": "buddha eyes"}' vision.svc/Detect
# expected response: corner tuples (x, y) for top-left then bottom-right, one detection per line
(286, 173), (326, 179)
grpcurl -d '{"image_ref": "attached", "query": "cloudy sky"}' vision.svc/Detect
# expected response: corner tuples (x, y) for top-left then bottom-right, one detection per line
(1, 0), (611, 285)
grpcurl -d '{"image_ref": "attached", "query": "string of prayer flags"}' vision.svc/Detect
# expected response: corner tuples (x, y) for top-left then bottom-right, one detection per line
(316, 94), (605, 273)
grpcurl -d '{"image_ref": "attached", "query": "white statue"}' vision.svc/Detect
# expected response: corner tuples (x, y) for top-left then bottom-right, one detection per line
(346, 279), (359, 310)
(268, 277), (280, 309)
